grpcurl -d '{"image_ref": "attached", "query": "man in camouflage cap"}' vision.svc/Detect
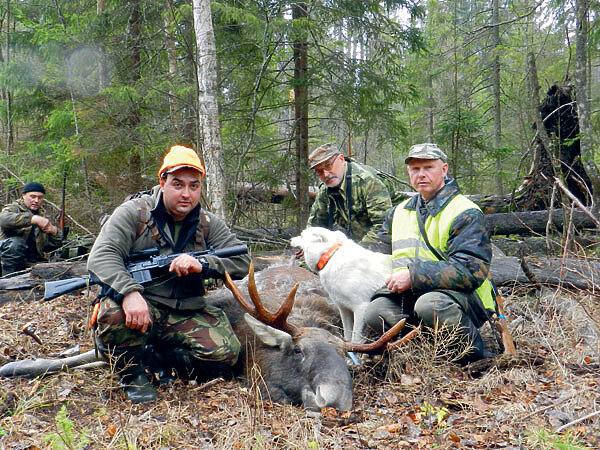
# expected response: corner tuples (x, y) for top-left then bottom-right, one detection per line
(88, 145), (250, 403)
(306, 142), (392, 247)
(0, 182), (65, 275)
(366, 143), (496, 364)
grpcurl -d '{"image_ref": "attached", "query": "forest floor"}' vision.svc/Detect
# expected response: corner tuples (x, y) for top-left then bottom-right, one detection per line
(0, 262), (599, 449)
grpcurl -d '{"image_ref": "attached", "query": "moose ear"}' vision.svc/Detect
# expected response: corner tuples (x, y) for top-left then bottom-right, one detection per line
(244, 314), (293, 349)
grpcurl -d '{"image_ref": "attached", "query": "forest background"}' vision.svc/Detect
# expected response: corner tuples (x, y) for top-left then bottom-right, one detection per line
(0, 0), (597, 241)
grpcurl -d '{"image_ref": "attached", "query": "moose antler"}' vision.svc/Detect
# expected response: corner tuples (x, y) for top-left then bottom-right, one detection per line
(387, 324), (422, 351)
(342, 319), (406, 354)
(343, 322), (422, 354)
(224, 261), (302, 338)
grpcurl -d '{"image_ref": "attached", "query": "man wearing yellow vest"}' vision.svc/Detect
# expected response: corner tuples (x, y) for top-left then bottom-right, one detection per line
(365, 143), (496, 364)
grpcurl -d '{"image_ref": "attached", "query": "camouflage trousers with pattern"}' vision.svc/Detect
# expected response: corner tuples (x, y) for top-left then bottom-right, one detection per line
(96, 297), (241, 371)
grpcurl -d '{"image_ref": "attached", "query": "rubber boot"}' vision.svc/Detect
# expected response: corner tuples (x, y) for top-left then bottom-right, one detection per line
(143, 345), (176, 386)
(455, 314), (495, 366)
(109, 346), (158, 403)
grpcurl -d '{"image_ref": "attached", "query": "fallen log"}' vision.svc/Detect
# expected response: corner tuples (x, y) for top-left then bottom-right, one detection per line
(0, 349), (105, 378)
(0, 261), (88, 306)
(491, 255), (600, 290)
(485, 209), (598, 236)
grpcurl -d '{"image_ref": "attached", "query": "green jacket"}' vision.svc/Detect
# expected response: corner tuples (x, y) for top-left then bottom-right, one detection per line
(307, 160), (392, 247)
(0, 199), (64, 260)
(370, 178), (493, 324)
(88, 185), (250, 311)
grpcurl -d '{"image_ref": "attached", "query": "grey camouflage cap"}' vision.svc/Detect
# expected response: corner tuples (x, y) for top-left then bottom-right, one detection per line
(308, 143), (342, 169)
(405, 143), (447, 163)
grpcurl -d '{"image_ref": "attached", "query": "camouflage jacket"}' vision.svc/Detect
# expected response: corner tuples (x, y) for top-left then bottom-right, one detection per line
(88, 185), (250, 311)
(307, 160), (392, 247)
(370, 178), (492, 295)
(0, 199), (64, 260)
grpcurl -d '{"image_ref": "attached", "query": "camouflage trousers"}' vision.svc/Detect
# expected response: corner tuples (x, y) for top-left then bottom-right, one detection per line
(364, 289), (482, 334)
(0, 237), (30, 275)
(96, 297), (241, 369)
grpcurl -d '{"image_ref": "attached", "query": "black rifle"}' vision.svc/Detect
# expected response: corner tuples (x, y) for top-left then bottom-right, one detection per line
(44, 244), (248, 301)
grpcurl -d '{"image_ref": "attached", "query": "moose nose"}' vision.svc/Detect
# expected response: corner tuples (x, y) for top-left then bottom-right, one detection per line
(315, 382), (353, 412)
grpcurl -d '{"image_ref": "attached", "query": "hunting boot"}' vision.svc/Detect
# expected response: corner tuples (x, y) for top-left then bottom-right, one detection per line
(103, 344), (158, 403)
(454, 314), (495, 366)
(143, 345), (176, 386)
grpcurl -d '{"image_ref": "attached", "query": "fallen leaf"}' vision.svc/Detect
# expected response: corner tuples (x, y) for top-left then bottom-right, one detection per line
(448, 434), (461, 443)
(472, 397), (488, 413)
(376, 423), (403, 433)
(407, 411), (422, 424)
(321, 407), (339, 419)
(28, 380), (40, 397)
(107, 423), (117, 436)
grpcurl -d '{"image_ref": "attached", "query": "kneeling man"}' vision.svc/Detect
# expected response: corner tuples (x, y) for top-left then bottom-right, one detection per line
(366, 143), (496, 364)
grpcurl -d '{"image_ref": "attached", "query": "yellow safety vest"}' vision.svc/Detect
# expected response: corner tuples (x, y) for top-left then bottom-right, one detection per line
(391, 195), (495, 312)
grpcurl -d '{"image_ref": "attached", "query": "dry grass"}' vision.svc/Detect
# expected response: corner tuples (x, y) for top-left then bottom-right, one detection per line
(1, 281), (599, 449)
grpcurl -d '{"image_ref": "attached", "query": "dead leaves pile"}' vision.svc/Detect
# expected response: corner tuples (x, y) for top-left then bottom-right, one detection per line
(0, 285), (599, 449)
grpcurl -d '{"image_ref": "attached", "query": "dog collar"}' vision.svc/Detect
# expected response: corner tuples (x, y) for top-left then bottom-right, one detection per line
(316, 242), (342, 271)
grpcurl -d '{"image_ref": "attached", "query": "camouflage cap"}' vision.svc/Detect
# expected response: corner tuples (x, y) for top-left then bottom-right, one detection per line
(308, 143), (342, 169)
(405, 143), (447, 163)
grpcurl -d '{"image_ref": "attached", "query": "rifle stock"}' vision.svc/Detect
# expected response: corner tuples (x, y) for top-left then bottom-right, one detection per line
(45, 277), (92, 301)
(43, 244), (248, 301)
(489, 274), (516, 355)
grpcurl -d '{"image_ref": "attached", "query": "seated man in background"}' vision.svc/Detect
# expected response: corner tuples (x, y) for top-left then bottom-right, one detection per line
(307, 142), (392, 247)
(0, 182), (64, 276)
(88, 145), (250, 403)
(365, 143), (496, 364)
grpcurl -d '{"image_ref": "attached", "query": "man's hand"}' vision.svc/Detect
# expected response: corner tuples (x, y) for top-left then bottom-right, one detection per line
(122, 291), (152, 333)
(386, 269), (411, 293)
(169, 253), (203, 277)
(31, 215), (57, 235)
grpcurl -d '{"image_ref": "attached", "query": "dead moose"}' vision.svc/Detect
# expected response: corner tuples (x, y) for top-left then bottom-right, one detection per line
(0, 263), (412, 411)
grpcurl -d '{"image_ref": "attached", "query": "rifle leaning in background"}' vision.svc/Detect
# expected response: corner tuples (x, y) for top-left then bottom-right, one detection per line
(488, 273), (516, 355)
(57, 172), (69, 240)
(44, 244), (248, 301)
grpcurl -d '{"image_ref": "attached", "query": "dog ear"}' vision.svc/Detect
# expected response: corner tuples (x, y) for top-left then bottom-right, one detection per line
(333, 230), (348, 242)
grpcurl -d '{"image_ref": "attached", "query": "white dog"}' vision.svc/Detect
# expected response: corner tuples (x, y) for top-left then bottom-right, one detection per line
(291, 227), (391, 343)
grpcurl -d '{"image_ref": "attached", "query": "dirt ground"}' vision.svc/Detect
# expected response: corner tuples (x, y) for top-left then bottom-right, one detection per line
(1, 277), (599, 449)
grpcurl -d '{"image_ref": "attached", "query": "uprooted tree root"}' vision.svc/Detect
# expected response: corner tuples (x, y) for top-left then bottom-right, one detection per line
(1, 283), (599, 448)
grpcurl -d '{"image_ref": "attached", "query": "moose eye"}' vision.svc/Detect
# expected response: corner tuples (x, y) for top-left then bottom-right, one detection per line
(293, 346), (303, 355)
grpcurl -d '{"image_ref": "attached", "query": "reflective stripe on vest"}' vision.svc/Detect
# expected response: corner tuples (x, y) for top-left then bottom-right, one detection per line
(391, 195), (495, 312)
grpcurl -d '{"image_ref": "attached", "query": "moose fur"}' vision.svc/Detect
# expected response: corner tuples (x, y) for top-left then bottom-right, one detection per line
(208, 263), (353, 412)
(291, 227), (392, 343)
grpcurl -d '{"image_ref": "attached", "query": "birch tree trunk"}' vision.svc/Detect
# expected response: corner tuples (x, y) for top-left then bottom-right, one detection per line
(165, 0), (180, 130)
(97, 0), (107, 90)
(192, 0), (227, 218)
(3, 0), (13, 155)
(575, 0), (599, 207)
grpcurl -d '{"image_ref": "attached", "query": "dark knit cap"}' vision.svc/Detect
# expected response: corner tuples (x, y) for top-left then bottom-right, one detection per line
(22, 182), (46, 195)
